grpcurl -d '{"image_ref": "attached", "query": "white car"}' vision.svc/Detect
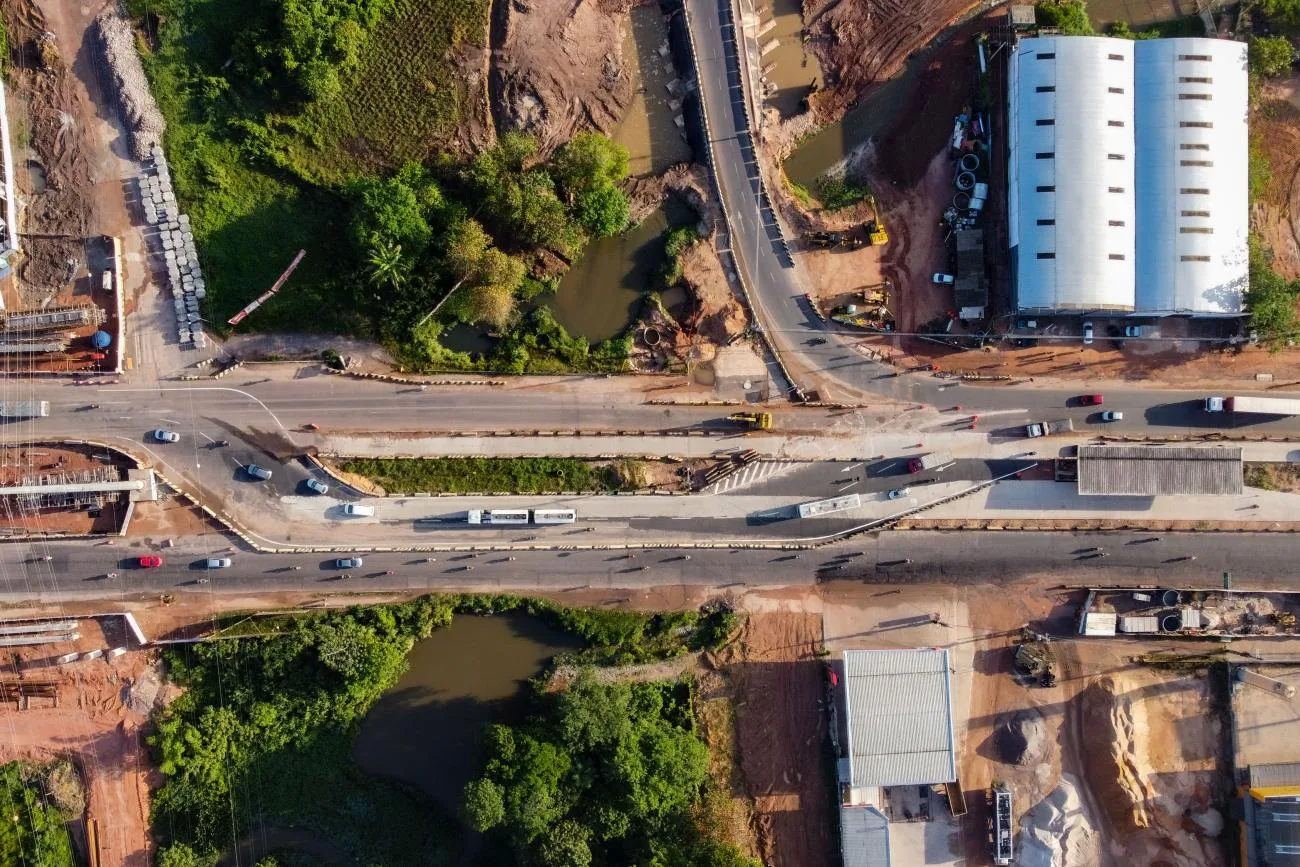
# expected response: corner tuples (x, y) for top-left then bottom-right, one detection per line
(153, 429), (180, 443)
(306, 478), (329, 495)
(1082, 322), (1094, 345)
(205, 558), (232, 569)
(1101, 411), (1123, 422)
(343, 503), (375, 517)
(887, 487), (911, 500)
(932, 273), (955, 285)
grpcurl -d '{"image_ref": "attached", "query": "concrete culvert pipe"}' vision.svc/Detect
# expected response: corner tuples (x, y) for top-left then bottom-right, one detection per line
(960, 153), (980, 172)
(642, 327), (662, 347)
(954, 192), (971, 210)
(955, 171), (976, 191)
(1161, 589), (1181, 607)
(1161, 613), (1182, 632)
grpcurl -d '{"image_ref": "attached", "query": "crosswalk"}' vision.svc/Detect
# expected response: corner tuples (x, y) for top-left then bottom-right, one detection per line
(704, 461), (799, 495)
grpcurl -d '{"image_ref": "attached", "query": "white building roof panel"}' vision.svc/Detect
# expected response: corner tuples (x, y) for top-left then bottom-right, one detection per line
(842, 649), (957, 788)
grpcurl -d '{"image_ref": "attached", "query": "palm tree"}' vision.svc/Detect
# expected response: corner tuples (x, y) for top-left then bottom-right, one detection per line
(366, 240), (409, 289)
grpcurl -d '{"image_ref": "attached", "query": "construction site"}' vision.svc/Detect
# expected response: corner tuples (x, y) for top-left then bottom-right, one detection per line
(0, 442), (155, 537)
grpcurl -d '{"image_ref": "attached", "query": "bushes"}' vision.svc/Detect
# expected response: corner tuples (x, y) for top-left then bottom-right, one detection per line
(1246, 235), (1300, 349)
(813, 174), (868, 210)
(0, 762), (79, 867)
(1035, 0), (1094, 34)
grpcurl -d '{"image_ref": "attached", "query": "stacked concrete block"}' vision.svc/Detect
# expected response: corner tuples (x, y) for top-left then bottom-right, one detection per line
(138, 143), (206, 349)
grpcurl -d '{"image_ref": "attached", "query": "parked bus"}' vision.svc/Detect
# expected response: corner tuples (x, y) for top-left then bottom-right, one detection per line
(466, 509), (530, 525)
(531, 508), (577, 525)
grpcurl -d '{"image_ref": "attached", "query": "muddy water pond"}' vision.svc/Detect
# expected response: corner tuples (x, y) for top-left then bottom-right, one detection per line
(352, 613), (581, 848)
(756, 0), (823, 120)
(615, 4), (694, 176)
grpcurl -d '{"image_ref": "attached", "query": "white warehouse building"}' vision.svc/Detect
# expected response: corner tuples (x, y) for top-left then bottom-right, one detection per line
(1008, 36), (1248, 316)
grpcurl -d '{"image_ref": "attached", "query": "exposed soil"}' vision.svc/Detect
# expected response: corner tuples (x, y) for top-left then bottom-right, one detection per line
(803, 0), (977, 119)
(492, 0), (642, 153)
(1253, 82), (1300, 281)
(3, 0), (96, 295)
(721, 610), (834, 867)
(881, 150), (951, 332)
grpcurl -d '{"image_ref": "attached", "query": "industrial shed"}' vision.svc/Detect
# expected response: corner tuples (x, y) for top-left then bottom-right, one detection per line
(841, 805), (891, 867)
(1076, 444), (1243, 496)
(843, 649), (957, 793)
(1008, 36), (1247, 315)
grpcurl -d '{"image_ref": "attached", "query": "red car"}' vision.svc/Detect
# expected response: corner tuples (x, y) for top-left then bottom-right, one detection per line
(1080, 394), (1104, 406)
(138, 556), (163, 568)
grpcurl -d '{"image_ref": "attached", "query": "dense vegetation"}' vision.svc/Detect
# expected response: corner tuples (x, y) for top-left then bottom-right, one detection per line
(150, 596), (739, 864)
(337, 456), (651, 494)
(0, 761), (79, 867)
(463, 672), (760, 867)
(130, 0), (634, 371)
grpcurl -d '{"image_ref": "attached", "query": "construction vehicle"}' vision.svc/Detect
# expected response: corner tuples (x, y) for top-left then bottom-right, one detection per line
(806, 231), (843, 249)
(1205, 395), (1300, 415)
(1025, 418), (1074, 438)
(906, 451), (954, 474)
(992, 785), (1014, 865)
(866, 218), (889, 245)
(728, 412), (773, 430)
(1013, 635), (1056, 688)
(0, 401), (50, 418)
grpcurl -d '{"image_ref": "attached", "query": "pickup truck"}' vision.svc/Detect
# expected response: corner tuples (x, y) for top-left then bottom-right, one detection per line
(1025, 419), (1074, 438)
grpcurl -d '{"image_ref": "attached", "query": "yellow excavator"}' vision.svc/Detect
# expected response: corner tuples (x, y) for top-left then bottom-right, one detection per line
(727, 412), (773, 430)
(865, 195), (889, 245)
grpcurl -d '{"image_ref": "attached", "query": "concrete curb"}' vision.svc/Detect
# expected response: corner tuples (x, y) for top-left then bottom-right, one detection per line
(322, 368), (506, 387)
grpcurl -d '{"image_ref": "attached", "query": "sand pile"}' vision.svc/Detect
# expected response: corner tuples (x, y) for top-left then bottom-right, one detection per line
(1018, 774), (1100, 867)
(994, 708), (1049, 768)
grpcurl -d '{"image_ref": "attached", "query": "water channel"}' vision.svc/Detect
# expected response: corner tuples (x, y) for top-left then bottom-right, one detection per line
(756, 0), (822, 121)
(352, 613), (582, 862)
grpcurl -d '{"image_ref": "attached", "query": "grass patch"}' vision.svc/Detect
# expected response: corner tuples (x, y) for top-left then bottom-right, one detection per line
(336, 456), (652, 493)
(1244, 462), (1300, 492)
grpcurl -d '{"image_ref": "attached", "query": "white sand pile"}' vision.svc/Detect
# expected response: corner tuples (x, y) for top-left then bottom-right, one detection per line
(1018, 774), (1100, 867)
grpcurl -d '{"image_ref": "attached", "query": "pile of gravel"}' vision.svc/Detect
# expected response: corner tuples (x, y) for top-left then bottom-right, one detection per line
(95, 10), (166, 160)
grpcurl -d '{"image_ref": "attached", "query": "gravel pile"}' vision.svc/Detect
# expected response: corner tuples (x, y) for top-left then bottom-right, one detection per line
(95, 10), (166, 161)
(138, 146), (206, 349)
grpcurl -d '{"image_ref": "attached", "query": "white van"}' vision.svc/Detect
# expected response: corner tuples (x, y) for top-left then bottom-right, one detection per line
(343, 503), (375, 517)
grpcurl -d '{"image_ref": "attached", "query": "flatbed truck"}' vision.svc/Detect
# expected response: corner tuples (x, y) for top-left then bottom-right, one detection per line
(1025, 419), (1074, 438)
(907, 451), (954, 474)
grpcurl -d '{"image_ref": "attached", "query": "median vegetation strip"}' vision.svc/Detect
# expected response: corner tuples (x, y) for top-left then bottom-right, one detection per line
(334, 456), (673, 494)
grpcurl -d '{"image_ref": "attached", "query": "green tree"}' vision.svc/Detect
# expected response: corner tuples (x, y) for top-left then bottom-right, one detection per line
(443, 219), (525, 327)
(1104, 20), (1157, 39)
(366, 240), (410, 290)
(1035, 0), (1094, 34)
(156, 843), (206, 867)
(537, 819), (593, 867)
(1247, 237), (1300, 349)
(349, 177), (432, 259)
(1250, 35), (1296, 77)
(551, 133), (630, 200)
(463, 778), (506, 831)
(575, 185), (629, 237)
(1260, 0), (1300, 29)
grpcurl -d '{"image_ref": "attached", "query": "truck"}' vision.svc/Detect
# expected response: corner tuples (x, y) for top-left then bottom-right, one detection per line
(1025, 418), (1074, 438)
(906, 451), (954, 474)
(1205, 395), (1300, 415)
(727, 412), (773, 430)
(0, 401), (50, 418)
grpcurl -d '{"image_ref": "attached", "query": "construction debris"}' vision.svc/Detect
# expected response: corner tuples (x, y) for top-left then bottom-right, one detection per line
(95, 10), (166, 160)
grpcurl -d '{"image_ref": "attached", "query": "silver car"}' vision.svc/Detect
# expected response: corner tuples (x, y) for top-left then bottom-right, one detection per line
(335, 557), (363, 569)
(205, 558), (232, 569)
(153, 429), (180, 443)
(246, 464), (273, 481)
(306, 478), (329, 495)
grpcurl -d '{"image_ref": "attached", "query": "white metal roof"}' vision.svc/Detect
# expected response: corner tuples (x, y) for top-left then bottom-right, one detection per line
(841, 805), (891, 867)
(1133, 38), (1248, 314)
(1008, 36), (1247, 315)
(842, 649), (957, 787)
(1009, 37), (1136, 312)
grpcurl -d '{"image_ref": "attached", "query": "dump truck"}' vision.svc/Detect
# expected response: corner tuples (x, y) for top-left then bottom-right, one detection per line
(906, 451), (954, 474)
(727, 412), (772, 430)
(0, 401), (50, 418)
(1025, 418), (1074, 438)
(1205, 395), (1300, 415)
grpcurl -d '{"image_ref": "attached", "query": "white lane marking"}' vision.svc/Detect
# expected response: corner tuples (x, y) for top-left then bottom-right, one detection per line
(842, 463), (861, 473)
(159, 418), (181, 425)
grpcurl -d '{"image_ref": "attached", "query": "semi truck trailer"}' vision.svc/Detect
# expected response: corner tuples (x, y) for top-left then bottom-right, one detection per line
(1205, 396), (1300, 414)
(0, 401), (50, 418)
(907, 451), (954, 474)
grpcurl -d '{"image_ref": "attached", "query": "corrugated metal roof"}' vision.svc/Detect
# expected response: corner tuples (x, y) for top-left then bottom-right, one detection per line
(841, 805), (891, 867)
(1083, 612), (1117, 636)
(842, 649), (957, 787)
(1250, 763), (1300, 790)
(1077, 444), (1243, 496)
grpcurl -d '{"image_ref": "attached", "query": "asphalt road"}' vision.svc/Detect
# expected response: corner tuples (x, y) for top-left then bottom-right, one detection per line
(3, 530), (1283, 602)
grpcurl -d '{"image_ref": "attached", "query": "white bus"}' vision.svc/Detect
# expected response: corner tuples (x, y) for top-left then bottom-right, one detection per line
(531, 508), (576, 525)
(466, 509), (530, 525)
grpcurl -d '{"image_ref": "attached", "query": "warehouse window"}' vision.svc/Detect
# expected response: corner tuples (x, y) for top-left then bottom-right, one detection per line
(1180, 227), (1214, 234)
(1035, 152), (1055, 159)
(1179, 93), (1212, 100)
(1181, 160), (1213, 167)
(1036, 219), (1055, 226)
(1180, 143), (1210, 150)
(1107, 53), (1124, 60)
(1036, 252), (1055, 259)
(1178, 54), (1211, 61)
(1035, 119), (1055, 126)
(1180, 188), (1210, 194)
(1036, 185), (1056, 192)
(1181, 210), (1210, 217)
(1108, 186), (1125, 193)
(1108, 254), (1126, 260)
(1180, 255), (1211, 262)
(1108, 86), (1125, 94)
(1179, 76), (1212, 84)
(1035, 85), (1056, 93)
(1108, 220), (1125, 226)
(1108, 120), (1125, 127)
(1180, 121), (1212, 128)
(1036, 52), (1056, 59)
(1107, 153), (1126, 161)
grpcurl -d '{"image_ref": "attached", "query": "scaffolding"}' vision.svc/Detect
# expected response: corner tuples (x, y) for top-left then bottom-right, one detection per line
(16, 466), (120, 510)
(1, 304), (105, 333)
